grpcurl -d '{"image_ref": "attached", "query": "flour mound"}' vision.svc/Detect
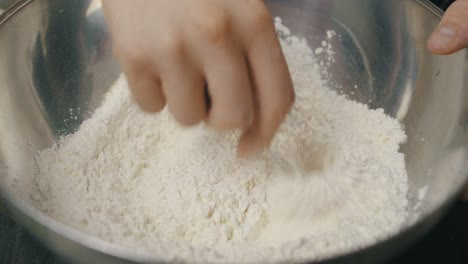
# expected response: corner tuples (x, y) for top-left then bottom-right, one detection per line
(31, 20), (408, 263)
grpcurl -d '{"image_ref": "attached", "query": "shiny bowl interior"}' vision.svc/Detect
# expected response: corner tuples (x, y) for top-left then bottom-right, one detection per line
(0, 0), (467, 263)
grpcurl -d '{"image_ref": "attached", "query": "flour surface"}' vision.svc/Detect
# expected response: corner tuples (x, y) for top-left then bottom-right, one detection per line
(31, 20), (409, 263)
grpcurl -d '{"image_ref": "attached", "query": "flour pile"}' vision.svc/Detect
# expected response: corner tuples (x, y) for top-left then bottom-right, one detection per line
(31, 20), (409, 263)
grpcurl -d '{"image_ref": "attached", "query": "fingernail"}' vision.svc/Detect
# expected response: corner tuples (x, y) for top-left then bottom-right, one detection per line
(429, 26), (457, 50)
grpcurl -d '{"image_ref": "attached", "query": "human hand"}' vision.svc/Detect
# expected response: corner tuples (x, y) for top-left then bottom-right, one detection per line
(101, 0), (294, 156)
(427, 0), (468, 199)
(427, 0), (468, 200)
(428, 0), (468, 54)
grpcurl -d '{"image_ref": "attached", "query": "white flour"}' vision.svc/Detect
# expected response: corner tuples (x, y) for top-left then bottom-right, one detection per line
(31, 20), (409, 263)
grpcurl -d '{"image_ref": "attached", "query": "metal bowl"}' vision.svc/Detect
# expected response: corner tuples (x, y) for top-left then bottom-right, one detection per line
(0, 0), (467, 263)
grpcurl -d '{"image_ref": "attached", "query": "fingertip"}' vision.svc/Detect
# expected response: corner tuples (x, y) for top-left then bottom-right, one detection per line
(136, 99), (166, 113)
(170, 106), (207, 127)
(427, 41), (450, 55)
(126, 74), (166, 113)
(237, 139), (259, 158)
(427, 25), (458, 55)
(237, 128), (268, 158)
(166, 89), (208, 127)
(428, 0), (468, 55)
(236, 145), (254, 159)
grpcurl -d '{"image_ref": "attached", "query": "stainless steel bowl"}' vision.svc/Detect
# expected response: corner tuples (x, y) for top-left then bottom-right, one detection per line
(0, 0), (467, 263)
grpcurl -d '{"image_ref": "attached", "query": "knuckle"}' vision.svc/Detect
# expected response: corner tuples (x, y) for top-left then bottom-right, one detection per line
(159, 33), (184, 58)
(114, 41), (149, 65)
(197, 15), (230, 42)
(247, 2), (272, 32)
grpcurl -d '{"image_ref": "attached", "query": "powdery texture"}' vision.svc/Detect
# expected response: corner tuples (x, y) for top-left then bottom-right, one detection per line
(31, 21), (408, 263)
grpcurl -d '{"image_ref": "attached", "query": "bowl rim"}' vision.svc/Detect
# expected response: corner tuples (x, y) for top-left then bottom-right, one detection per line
(1, 0), (466, 263)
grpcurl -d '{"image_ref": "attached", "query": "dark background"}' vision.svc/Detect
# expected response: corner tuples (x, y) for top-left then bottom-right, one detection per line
(0, 0), (466, 263)
(432, 0), (456, 9)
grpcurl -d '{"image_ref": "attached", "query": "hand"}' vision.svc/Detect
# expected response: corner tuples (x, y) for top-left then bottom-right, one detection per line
(428, 0), (468, 54)
(428, 0), (468, 199)
(101, 0), (294, 156)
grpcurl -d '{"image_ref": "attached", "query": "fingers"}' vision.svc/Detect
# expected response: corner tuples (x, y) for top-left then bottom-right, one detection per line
(105, 0), (295, 152)
(111, 28), (166, 113)
(237, 5), (295, 156)
(187, 11), (255, 131)
(123, 64), (166, 113)
(428, 0), (468, 55)
(202, 43), (254, 131)
(160, 56), (208, 126)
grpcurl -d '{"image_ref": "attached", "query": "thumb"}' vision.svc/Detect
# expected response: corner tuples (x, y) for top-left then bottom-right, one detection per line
(428, 0), (468, 55)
